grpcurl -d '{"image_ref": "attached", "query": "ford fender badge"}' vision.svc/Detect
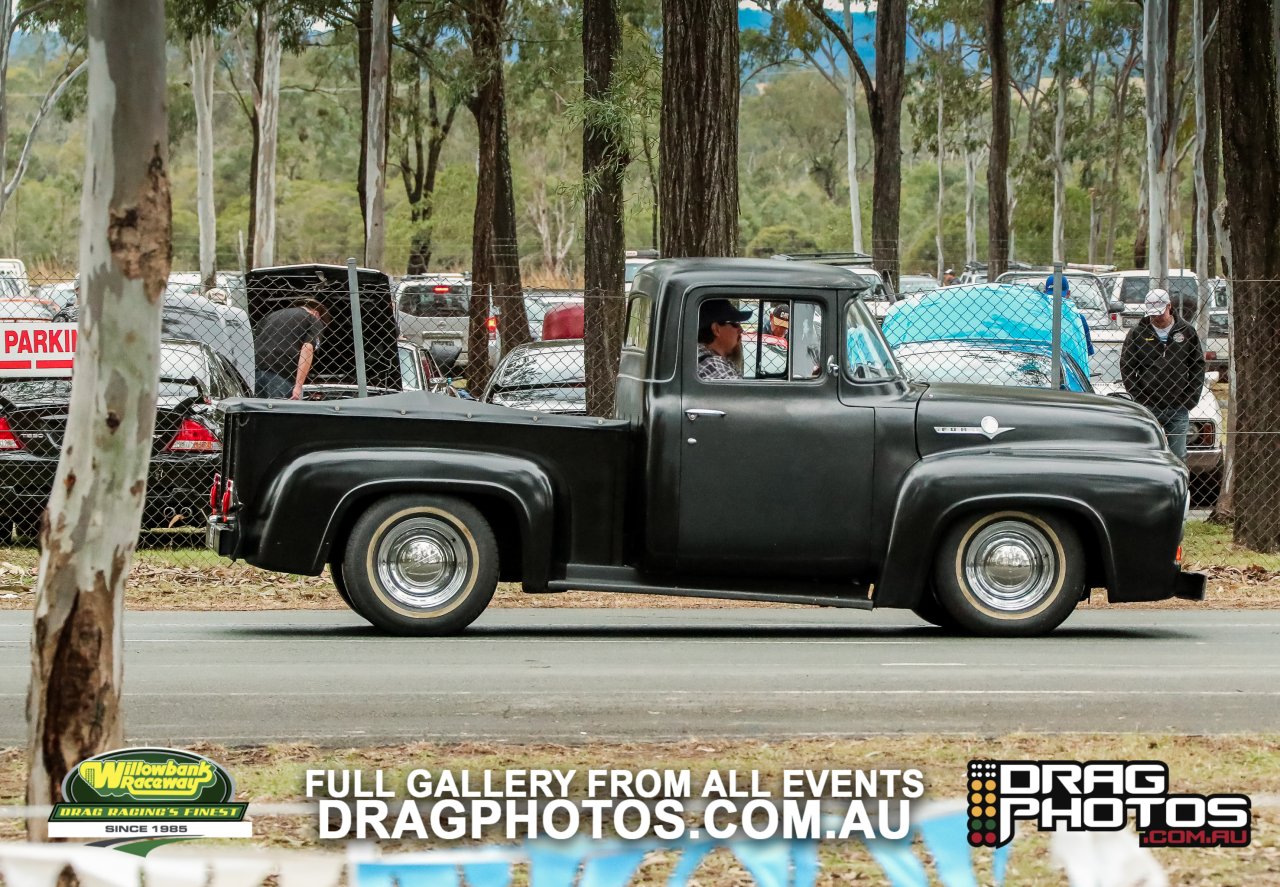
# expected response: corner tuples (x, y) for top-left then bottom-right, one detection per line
(934, 415), (1014, 440)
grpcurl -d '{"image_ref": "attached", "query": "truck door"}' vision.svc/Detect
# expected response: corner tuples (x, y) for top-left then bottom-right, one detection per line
(676, 290), (876, 578)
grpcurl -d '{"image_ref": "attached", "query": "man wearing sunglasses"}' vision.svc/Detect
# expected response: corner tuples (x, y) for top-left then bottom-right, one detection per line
(696, 298), (753, 380)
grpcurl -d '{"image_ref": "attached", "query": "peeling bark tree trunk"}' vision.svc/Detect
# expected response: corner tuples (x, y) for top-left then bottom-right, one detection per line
(660, 0), (739, 257)
(964, 140), (978, 263)
(250, 4), (280, 269)
(1193, 0), (1211, 340)
(364, 0), (389, 268)
(191, 33), (217, 287)
(26, 0), (170, 841)
(870, 0), (904, 285)
(583, 0), (627, 418)
(1220, 0), (1280, 551)
(842, 0), (863, 254)
(466, 0), (528, 393)
(1144, 0), (1177, 286)
(935, 30), (945, 280)
(987, 0), (1010, 278)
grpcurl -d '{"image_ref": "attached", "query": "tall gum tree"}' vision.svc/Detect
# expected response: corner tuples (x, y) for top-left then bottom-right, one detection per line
(1219, 0), (1280, 551)
(800, 0), (904, 282)
(660, 0), (739, 257)
(26, 0), (170, 839)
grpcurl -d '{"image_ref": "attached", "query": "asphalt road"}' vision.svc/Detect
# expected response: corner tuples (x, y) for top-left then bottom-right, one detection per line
(2, 608), (1277, 745)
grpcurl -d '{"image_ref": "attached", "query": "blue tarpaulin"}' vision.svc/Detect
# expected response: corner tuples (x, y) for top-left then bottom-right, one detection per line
(881, 283), (1090, 377)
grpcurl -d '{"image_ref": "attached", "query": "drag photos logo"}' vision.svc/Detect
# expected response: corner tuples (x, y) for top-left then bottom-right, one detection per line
(966, 760), (1250, 849)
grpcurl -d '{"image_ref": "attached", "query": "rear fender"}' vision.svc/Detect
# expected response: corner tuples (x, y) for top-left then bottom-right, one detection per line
(253, 448), (554, 584)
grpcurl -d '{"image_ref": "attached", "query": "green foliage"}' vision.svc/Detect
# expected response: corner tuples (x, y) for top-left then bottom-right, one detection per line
(746, 224), (818, 257)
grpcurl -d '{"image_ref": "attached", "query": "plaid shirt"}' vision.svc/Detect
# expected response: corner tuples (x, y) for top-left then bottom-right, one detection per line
(696, 344), (741, 381)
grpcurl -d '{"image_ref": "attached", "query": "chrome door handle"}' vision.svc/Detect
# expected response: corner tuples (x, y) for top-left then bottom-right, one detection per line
(685, 409), (726, 421)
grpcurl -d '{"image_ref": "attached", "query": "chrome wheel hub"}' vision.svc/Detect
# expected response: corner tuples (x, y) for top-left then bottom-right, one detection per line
(376, 516), (470, 610)
(963, 520), (1056, 612)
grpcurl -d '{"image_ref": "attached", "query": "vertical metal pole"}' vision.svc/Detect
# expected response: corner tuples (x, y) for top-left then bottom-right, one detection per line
(1051, 261), (1064, 389)
(347, 258), (368, 397)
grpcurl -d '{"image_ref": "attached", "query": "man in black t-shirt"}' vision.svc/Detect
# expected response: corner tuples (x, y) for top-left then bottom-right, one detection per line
(254, 299), (330, 398)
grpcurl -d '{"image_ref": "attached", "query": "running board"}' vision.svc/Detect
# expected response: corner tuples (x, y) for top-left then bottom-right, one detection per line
(543, 566), (875, 610)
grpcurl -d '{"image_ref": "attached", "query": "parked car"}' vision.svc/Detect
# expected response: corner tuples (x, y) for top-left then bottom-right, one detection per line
(624, 250), (659, 293)
(301, 341), (443, 401)
(395, 273), (491, 367)
(208, 258), (1203, 639)
(1098, 269), (1202, 328)
(0, 339), (245, 538)
(0, 259), (31, 300)
(0, 297), (57, 321)
(524, 292), (584, 340)
(769, 252), (896, 323)
(881, 282), (1092, 383)
(1089, 329), (1223, 503)
(61, 286), (254, 390)
(481, 339), (586, 414)
(167, 272), (249, 312)
(994, 270), (1123, 331)
(36, 281), (77, 314)
(892, 340), (1091, 393)
(897, 274), (939, 296)
(1203, 279), (1231, 379)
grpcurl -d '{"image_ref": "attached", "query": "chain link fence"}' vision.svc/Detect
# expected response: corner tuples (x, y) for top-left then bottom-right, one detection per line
(0, 259), (1275, 564)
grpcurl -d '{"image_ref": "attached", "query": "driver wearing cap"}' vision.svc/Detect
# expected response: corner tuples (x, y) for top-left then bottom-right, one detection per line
(696, 298), (753, 380)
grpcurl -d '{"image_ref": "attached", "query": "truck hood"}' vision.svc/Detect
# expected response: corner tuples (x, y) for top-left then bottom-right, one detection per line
(915, 383), (1167, 458)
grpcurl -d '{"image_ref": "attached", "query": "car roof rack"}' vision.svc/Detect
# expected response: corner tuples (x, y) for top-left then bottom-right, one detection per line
(772, 251), (874, 265)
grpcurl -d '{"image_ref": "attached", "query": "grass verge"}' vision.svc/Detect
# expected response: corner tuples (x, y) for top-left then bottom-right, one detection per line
(1, 736), (1276, 883)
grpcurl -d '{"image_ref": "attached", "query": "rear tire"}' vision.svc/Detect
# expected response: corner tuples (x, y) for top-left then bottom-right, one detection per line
(342, 495), (498, 635)
(910, 587), (960, 630)
(932, 510), (1084, 637)
(329, 560), (356, 610)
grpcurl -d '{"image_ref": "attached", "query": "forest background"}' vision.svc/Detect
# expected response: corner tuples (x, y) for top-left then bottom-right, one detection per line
(0, 0), (1167, 281)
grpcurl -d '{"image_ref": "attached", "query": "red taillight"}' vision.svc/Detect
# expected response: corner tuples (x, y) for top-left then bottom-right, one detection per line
(432, 285), (450, 294)
(0, 417), (22, 450)
(221, 479), (234, 517)
(210, 472), (221, 514)
(165, 418), (221, 453)
(1205, 350), (1217, 361)
(486, 316), (498, 333)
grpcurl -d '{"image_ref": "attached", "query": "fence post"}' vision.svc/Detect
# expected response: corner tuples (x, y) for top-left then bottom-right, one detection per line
(1051, 262), (1064, 389)
(347, 257), (368, 397)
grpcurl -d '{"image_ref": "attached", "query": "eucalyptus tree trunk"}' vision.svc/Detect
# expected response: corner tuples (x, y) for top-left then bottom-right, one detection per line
(191, 33), (217, 287)
(1193, 0), (1213, 343)
(250, 3), (280, 269)
(1052, 0), (1068, 263)
(1219, 0), (1280, 551)
(935, 29), (945, 279)
(841, 0), (863, 253)
(987, 0), (1010, 278)
(26, 0), (170, 840)
(364, 0), (390, 268)
(1144, 0), (1173, 286)
(583, 0), (627, 417)
(660, 0), (739, 257)
(964, 140), (978, 263)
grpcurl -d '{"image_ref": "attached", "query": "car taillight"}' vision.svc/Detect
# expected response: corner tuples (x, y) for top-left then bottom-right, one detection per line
(487, 315), (498, 341)
(221, 479), (234, 517)
(165, 418), (221, 453)
(0, 417), (22, 450)
(432, 285), (450, 294)
(1205, 350), (1217, 361)
(1191, 421), (1216, 448)
(210, 472), (221, 514)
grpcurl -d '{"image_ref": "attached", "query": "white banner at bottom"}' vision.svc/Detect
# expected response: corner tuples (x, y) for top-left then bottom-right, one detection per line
(47, 822), (254, 839)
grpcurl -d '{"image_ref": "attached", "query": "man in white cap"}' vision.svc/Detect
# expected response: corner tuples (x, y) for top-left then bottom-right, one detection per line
(1119, 287), (1205, 460)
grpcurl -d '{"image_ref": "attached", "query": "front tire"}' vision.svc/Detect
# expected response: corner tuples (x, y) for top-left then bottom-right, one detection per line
(342, 495), (498, 635)
(932, 510), (1084, 637)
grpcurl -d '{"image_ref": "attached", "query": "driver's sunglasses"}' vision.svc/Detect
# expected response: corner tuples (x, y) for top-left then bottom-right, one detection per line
(719, 320), (742, 328)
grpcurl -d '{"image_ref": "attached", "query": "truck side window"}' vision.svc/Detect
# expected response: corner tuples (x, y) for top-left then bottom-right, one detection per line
(625, 295), (651, 352)
(844, 298), (899, 381)
(696, 298), (823, 383)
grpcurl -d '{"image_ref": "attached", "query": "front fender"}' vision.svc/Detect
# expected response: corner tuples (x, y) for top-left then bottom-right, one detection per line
(874, 449), (1187, 607)
(249, 448), (555, 584)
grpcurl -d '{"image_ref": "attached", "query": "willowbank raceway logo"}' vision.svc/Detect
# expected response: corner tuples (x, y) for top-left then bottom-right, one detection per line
(48, 747), (251, 841)
(966, 760), (1251, 849)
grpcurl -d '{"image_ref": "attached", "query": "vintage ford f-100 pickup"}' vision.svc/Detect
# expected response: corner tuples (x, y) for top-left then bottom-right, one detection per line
(207, 259), (1205, 636)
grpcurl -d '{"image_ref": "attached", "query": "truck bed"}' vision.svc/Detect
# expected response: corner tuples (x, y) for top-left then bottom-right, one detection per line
(219, 391), (636, 576)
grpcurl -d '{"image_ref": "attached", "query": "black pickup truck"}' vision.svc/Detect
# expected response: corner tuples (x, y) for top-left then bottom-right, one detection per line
(207, 259), (1204, 636)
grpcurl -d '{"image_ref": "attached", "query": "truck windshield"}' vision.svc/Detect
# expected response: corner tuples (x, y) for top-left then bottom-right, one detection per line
(844, 299), (900, 381)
